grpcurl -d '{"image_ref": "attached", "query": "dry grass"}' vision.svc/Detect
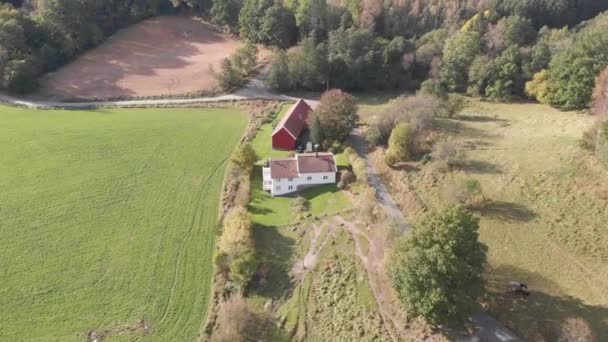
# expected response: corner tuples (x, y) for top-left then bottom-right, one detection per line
(368, 99), (608, 340)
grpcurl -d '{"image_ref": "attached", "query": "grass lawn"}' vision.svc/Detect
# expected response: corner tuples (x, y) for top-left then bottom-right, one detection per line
(251, 103), (292, 160)
(371, 98), (608, 339)
(249, 168), (351, 227)
(249, 102), (352, 227)
(0, 105), (247, 341)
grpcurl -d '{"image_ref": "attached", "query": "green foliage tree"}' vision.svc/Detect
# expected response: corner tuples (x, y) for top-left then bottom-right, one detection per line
(238, 0), (273, 43)
(440, 31), (481, 92)
(2, 58), (37, 93)
(385, 122), (411, 166)
(503, 15), (536, 47)
(547, 17), (608, 109)
(485, 46), (520, 101)
(260, 4), (297, 48)
(287, 37), (328, 90)
(211, 0), (240, 29)
(309, 89), (358, 143)
(265, 50), (291, 91)
(216, 57), (245, 90)
(467, 55), (493, 97)
(390, 205), (486, 326)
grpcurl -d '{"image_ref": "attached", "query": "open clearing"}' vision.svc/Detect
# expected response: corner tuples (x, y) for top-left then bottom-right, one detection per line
(39, 16), (242, 100)
(0, 105), (246, 341)
(369, 99), (608, 339)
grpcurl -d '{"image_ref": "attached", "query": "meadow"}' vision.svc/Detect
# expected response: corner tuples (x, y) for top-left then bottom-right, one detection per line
(368, 99), (608, 339)
(0, 105), (247, 341)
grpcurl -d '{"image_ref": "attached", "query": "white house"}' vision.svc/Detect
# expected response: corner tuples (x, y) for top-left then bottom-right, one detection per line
(263, 153), (338, 196)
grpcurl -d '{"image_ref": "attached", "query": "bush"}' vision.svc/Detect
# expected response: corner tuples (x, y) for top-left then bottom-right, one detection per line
(291, 196), (309, 220)
(385, 122), (412, 166)
(431, 138), (466, 172)
(365, 125), (383, 147)
(340, 169), (356, 187)
(217, 207), (257, 290)
(390, 206), (486, 326)
(231, 143), (258, 172)
(555, 317), (597, 342)
(440, 94), (466, 118)
(445, 177), (485, 206)
(2, 59), (38, 93)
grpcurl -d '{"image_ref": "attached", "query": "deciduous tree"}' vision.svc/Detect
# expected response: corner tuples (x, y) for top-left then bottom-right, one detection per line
(390, 205), (486, 326)
(309, 89), (358, 143)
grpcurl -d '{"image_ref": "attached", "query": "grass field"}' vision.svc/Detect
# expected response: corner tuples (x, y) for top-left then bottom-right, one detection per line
(369, 99), (608, 339)
(0, 105), (247, 341)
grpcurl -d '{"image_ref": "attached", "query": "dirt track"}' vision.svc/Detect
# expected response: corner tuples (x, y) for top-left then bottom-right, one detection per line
(39, 16), (242, 100)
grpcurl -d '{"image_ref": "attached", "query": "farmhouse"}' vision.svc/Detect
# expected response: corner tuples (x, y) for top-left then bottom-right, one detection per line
(263, 153), (337, 196)
(272, 99), (313, 150)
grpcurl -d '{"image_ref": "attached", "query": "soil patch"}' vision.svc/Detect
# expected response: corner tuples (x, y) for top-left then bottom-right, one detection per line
(39, 16), (243, 100)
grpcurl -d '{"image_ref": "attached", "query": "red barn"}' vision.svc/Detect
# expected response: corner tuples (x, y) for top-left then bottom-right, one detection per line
(272, 99), (312, 150)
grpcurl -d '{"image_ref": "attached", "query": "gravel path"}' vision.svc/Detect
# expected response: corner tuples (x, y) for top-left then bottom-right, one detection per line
(0, 68), (294, 109)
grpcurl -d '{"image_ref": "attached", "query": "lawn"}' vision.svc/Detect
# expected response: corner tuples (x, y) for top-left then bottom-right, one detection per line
(369, 99), (608, 339)
(0, 105), (247, 341)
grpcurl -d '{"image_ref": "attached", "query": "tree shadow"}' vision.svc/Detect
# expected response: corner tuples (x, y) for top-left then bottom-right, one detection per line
(460, 160), (503, 174)
(482, 265), (608, 340)
(474, 201), (537, 222)
(457, 114), (509, 123)
(251, 224), (296, 299)
(434, 118), (501, 140)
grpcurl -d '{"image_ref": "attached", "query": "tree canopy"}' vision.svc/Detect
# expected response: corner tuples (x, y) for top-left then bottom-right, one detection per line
(390, 205), (486, 326)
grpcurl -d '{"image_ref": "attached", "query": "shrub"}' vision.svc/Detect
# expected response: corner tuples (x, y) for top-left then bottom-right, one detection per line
(214, 294), (284, 341)
(340, 169), (356, 187)
(556, 317), (597, 342)
(291, 196), (309, 220)
(365, 125), (383, 147)
(440, 94), (466, 118)
(390, 206), (486, 326)
(445, 177), (485, 206)
(525, 70), (550, 104)
(431, 138), (466, 172)
(217, 207), (257, 290)
(385, 122), (412, 166)
(231, 144), (258, 172)
(2, 59), (38, 93)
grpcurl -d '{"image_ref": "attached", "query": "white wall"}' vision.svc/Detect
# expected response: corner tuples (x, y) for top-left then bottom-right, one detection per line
(268, 172), (336, 196)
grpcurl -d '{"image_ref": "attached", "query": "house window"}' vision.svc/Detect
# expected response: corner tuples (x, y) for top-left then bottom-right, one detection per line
(288, 178), (293, 182)
(307, 176), (312, 181)
(323, 176), (328, 180)
(276, 186), (281, 191)
(288, 185), (293, 190)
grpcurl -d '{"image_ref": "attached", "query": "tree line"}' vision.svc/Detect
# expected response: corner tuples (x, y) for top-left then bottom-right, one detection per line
(2, 0), (608, 110)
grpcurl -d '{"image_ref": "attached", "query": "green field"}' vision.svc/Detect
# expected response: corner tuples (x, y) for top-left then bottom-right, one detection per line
(0, 105), (247, 341)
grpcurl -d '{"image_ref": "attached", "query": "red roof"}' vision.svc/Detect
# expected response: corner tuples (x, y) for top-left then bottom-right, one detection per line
(269, 159), (299, 178)
(272, 99), (312, 139)
(297, 153), (337, 173)
(268, 153), (337, 179)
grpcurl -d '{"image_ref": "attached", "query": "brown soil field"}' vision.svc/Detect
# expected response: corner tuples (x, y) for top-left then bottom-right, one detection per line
(39, 16), (243, 100)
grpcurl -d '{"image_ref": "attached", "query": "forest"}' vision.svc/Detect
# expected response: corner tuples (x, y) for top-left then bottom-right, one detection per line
(1, 0), (608, 111)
